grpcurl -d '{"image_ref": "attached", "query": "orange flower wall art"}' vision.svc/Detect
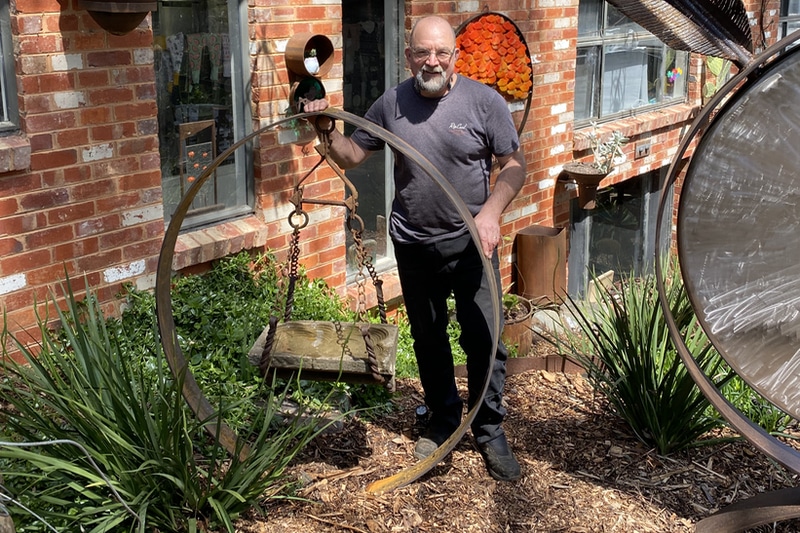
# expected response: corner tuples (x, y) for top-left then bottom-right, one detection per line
(455, 13), (532, 101)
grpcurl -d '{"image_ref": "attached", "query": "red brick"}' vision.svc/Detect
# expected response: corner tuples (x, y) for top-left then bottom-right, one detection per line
(98, 226), (143, 250)
(18, 188), (70, 212)
(74, 214), (120, 238)
(0, 173), (41, 195)
(123, 237), (162, 260)
(25, 225), (75, 249)
(23, 112), (78, 135)
(52, 237), (100, 263)
(18, 34), (63, 55)
(77, 69), (110, 89)
(39, 73), (77, 93)
(30, 133), (54, 151)
(114, 101), (157, 122)
(80, 107), (112, 126)
(66, 31), (108, 51)
(0, 237), (24, 255)
(30, 149), (78, 170)
(87, 87), (135, 106)
(62, 165), (93, 184)
(26, 263), (71, 286)
(14, 0), (62, 14)
(0, 248), (51, 277)
(71, 178), (117, 200)
(1, 212), (46, 235)
(47, 201), (96, 225)
(117, 169), (160, 190)
(118, 136), (157, 157)
(0, 197), (19, 217)
(96, 192), (140, 213)
(55, 129), (90, 149)
(87, 51), (132, 68)
(74, 249), (124, 273)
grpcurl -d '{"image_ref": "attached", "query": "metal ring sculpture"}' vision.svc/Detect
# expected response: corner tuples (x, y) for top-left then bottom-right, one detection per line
(155, 108), (500, 492)
(656, 30), (800, 531)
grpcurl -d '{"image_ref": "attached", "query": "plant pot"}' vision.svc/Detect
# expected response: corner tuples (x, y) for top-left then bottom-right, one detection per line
(561, 162), (610, 210)
(285, 33), (335, 78)
(502, 296), (534, 356)
(81, 0), (156, 35)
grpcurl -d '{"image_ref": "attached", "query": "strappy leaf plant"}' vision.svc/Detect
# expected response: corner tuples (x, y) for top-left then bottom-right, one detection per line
(0, 277), (336, 532)
(545, 258), (734, 454)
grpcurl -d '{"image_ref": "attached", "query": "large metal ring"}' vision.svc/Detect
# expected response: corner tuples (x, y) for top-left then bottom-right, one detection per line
(155, 108), (500, 491)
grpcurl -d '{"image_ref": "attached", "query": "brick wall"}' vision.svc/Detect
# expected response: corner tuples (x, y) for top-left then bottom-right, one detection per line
(2, 0), (162, 347)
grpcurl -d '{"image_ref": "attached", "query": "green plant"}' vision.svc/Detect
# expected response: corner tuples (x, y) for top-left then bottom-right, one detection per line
(702, 56), (732, 102)
(584, 124), (629, 174)
(0, 277), (334, 532)
(544, 259), (733, 454)
(721, 374), (794, 436)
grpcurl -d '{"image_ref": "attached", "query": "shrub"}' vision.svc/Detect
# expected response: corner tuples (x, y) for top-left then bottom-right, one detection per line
(546, 261), (733, 454)
(0, 278), (334, 532)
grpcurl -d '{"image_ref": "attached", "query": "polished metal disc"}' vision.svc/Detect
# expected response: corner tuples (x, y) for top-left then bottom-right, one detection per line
(678, 43), (800, 418)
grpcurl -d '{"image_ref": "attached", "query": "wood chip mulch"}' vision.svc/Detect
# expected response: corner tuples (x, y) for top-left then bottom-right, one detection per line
(234, 350), (800, 533)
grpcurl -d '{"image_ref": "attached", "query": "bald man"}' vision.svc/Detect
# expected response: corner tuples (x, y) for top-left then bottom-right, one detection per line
(306, 15), (525, 481)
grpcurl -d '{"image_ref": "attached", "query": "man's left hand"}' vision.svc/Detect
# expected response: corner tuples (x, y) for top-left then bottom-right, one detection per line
(474, 211), (500, 258)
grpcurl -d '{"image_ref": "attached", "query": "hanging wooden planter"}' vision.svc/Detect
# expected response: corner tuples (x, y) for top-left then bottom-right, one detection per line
(455, 12), (533, 134)
(249, 321), (397, 385)
(81, 1), (156, 35)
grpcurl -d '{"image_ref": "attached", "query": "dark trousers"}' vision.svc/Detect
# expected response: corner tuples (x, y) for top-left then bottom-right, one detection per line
(394, 232), (509, 444)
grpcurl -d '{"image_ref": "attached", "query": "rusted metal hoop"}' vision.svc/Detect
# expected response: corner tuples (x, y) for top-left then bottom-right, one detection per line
(655, 30), (800, 532)
(155, 108), (500, 491)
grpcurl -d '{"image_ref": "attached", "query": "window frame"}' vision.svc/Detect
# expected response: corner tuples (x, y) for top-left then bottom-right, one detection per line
(779, 0), (800, 41)
(574, 0), (688, 128)
(568, 168), (672, 298)
(0, 0), (19, 132)
(152, 0), (253, 230)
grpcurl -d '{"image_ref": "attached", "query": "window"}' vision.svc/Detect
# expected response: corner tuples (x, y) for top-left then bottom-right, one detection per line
(152, 0), (252, 227)
(575, 0), (688, 125)
(779, 0), (800, 40)
(0, 0), (18, 132)
(568, 169), (672, 298)
(342, 0), (404, 276)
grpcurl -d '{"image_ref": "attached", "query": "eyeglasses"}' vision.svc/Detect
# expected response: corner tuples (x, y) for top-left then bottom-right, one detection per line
(410, 48), (454, 62)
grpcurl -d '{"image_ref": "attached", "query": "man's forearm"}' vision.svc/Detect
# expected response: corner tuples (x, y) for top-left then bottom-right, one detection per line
(482, 151), (526, 220)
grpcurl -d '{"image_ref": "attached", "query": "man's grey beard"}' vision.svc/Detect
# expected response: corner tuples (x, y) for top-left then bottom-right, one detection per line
(415, 67), (448, 93)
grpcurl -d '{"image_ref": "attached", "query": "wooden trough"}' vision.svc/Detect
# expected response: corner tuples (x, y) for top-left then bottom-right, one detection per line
(249, 320), (397, 386)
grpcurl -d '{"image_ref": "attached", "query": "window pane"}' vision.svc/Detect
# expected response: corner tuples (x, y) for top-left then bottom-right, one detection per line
(786, 0), (800, 15)
(576, 0), (688, 122)
(574, 46), (600, 121)
(343, 0), (393, 275)
(605, 5), (645, 36)
(600, 41), (686, 117)
(578, 0), (602, 38)
(153, 0), (249, 224)
(601, 44), (650, 115)
(0, 0), (16, 130)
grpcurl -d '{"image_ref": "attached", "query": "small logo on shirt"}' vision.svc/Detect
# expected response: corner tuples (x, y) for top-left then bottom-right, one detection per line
(449, 122), (468, 135)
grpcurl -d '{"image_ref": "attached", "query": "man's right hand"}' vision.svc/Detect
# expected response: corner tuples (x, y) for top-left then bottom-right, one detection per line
(301, 98), (333, 132)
